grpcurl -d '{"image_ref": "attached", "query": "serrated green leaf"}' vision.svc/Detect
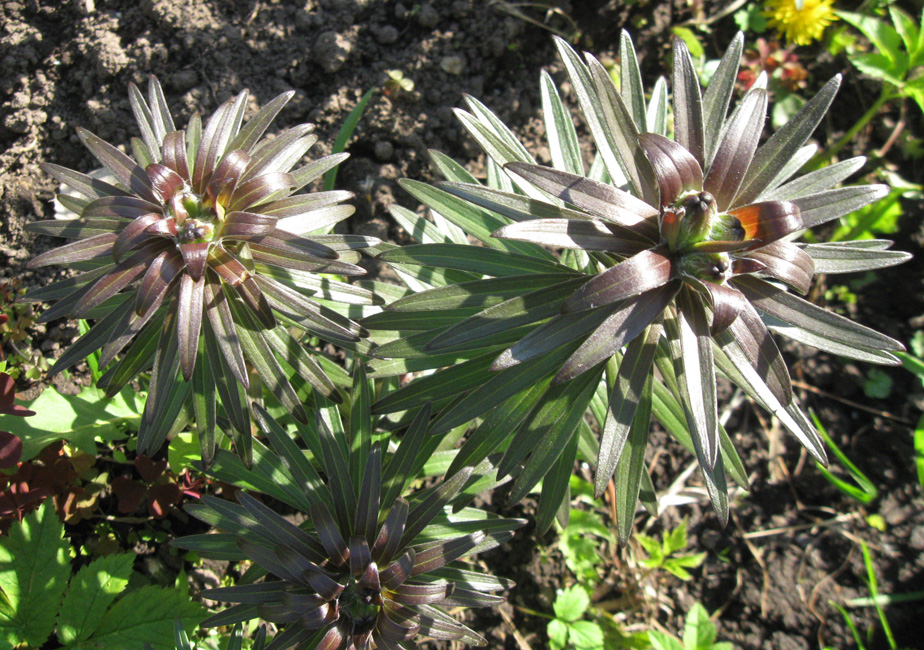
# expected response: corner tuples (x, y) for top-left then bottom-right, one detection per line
(0, 502), (70, 649)
(548, 618), (569, 650)
(553, 585), (589, 623)
(3, 386), (141, 461)
(75, 584), (204, 650)
(56, 553), (134, 645)
(569, 620), (604, 650)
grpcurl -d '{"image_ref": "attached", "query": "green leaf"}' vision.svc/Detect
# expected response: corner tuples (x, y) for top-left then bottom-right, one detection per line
(553, 585), (589, 623)
(569, 620), (604, 650)
(648, 630), (685, 650)
(0, 502), (70, 649)
(548, 619), (569, 650)
(74, 584), (204, 650)
(682, 602), (718, 650)
(3, 386), (141, 461)
(56, 554), (134, 645)
(915, 412), (924, 488)
(378, 243), (573, 278)
(323, 87), (375, 192)
(837, 11), (905, 68)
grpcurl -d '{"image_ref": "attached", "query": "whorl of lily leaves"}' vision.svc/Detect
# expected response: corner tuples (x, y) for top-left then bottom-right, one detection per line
(25, 77), (380, 461)
(178, 404), (522, 650)
(366, 33), (909, 533)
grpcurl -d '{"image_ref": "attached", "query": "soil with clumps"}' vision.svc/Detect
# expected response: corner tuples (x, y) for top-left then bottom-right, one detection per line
(2, 1), (924, 649)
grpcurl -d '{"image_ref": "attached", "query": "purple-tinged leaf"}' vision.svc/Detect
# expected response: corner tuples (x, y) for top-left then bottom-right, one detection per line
(207, 150), (251, 206)
(704, 88), (767, 210)
(42, 163), (130, 200)
(48, 298), (133, 378)
(228, 90), (295, 154)
(203, 277), (248, 387)
(128, 81), (161, 157)
(112, 212), (164, 261)
(22, 265), (109, 303)
(638, 133), (703, 206)
(220, 211), (278, 239)
(416, 605), (484, 644)
(734, 275), (904, 353)
(99, 292), (166, 370)
(235, 539), (303, 585)
(702, 32), (745, 166)
(410, 532), (485, 576)
(732, 258), (766, 275)
(728, 200), (803, 245)
(562, 247), (674, 313)
(373, 498), (408, 565)
(399, 467), (474, 549)
(743, 240), (814, 294)
(25, 217), (129, 240)
(696, 280), (746, 334)
(672, 37), (705, 168)
(201, 581), (289, 605)
(146, 76), (176, 142)
(719, 298), (792, 406)
(135, 249), (183, 317)
(77, 127), (160, 205)
(761, 157), (866, 202)
(439, 181), (608, 227)
(802, 241), (911, 273)
(193, 91), (248, 193)
(674, 290), (719, 470)
(586, 55), (658, 203)
(349, 536), (373, 579)
(239, 493), (327, 565)
(390, 582), (454, 606)
(256, 275), (363, 342)
(736, 76), (841, 206)
(261, 326), (341, 399)
(793, 185), (890, 229)
(251, 247), (367, 276)
(177, 272), (205, 380)
(246, 230), (339, 260)
(259, 190), (353, 217)
(146, 163), (185, 203)
(555, 282), (678, 383)
(161, 130), (190, 180)
(380, 549), (415, 590)
(244, 128), (317, 185)
(27, 232), (118, 268)
(355, 444), (382, 543)
(82, 195), (162, 220)
(490, 306), (619, 371)
(180, 241), (209, 282)
(505, 162), (660, 240)
(138, 307), (189, 455)
(73, 253), (150, 317)
(493, 218), (649, 255)
(229, 172), (297, 212)
(595, 321), (660, 498)
(310, 501), (349, 567)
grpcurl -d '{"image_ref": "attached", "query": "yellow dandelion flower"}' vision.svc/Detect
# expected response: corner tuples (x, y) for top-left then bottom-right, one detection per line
(764, 0), (838, 46)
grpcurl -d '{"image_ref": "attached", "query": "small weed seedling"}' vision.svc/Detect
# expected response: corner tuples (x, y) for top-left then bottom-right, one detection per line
(635, 519), (707, 581)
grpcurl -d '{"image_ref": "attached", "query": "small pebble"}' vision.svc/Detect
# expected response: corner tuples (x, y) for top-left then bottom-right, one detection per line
(374, 140), (394, 161)
(440, 55), (465, 75)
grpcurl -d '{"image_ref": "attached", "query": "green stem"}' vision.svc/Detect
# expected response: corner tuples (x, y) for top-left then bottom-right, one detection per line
(807, 85), (895, 170)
